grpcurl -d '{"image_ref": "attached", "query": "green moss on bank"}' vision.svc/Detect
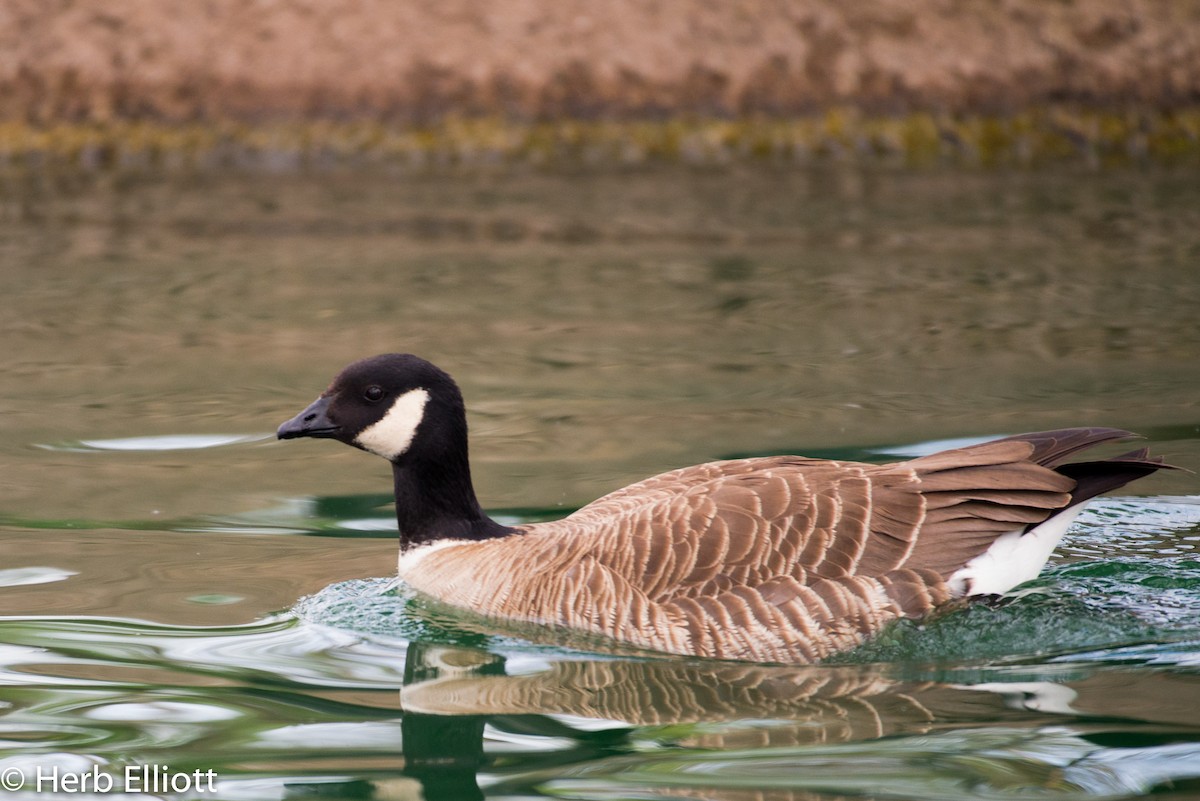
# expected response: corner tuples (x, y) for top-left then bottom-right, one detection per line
(1, 108), (1198, 170)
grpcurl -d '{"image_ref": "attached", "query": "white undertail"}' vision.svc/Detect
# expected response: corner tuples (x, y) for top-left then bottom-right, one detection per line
(947, 502), (1088, 597)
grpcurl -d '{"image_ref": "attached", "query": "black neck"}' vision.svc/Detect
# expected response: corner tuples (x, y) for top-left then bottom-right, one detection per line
(391, 450), (513, 550)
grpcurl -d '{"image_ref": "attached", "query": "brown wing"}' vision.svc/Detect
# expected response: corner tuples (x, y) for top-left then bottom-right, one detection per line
(404, 428), (1160, 662)
(433, 446), (1074, 661)
(562, 442), (1074, 599)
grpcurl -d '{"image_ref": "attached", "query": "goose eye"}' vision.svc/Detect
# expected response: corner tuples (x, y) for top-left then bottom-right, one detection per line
(363, 385), (385, 403)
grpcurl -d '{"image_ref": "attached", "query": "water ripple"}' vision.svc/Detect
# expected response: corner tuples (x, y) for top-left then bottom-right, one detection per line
(541, 727), (1200, 801)
(37, 434), (272, 453)
(0, 616), (407, 689)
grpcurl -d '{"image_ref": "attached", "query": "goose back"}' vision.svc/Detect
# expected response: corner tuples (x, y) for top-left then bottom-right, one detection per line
(398, 434), (1135, 663)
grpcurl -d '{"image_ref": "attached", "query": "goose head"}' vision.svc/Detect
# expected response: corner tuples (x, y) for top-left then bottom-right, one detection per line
(277, 354), (508, 546)
(276, 353), (463, 463)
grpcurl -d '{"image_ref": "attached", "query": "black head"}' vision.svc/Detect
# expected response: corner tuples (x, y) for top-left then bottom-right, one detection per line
(277, 353), (465, 463)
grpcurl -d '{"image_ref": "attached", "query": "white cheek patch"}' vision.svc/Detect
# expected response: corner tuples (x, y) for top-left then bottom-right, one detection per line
(354, 388), (430, 460)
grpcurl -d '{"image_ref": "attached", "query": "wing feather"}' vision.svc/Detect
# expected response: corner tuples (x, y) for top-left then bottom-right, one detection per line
(398, 428), (1169, 663)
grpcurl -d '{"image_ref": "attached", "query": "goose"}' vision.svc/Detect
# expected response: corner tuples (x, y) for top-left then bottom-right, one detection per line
(277, 353), (1172, 664)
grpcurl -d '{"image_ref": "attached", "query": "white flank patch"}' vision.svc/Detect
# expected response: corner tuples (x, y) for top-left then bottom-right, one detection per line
(354, 388), (430, 460)
(948, 502), (1088, 597)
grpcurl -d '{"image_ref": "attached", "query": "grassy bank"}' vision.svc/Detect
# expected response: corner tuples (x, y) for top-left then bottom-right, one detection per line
(3, 107), (1199, 171)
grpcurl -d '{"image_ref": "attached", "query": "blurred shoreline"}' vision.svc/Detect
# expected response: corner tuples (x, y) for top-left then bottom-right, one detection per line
(3, 1), (1199, 166)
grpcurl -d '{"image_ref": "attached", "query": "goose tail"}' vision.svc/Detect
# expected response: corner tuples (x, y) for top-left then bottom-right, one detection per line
(947, 430), (1179, 598)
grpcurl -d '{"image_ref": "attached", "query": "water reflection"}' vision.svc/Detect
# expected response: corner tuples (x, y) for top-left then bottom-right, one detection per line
(401, 644), (1012, 738)
(2, 165), (1200, 799)
(37, 433), (272, 453)
(395, 643), (1200, 801)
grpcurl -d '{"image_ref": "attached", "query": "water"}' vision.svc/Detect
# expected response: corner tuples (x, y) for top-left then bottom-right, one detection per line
(1, 164), (1199, 800)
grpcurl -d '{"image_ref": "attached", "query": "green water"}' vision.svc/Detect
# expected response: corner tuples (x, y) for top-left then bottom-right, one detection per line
(1, 164), (1200, 800)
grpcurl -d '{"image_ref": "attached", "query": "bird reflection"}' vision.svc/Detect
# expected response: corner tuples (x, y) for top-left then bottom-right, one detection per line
(400, 645), (949, 746)
(395, 646), (504, 801)
(392, 641), (1074, 801)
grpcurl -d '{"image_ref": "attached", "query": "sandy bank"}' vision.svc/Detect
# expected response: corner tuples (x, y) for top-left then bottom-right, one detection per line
(4, 1), (1198, 124)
